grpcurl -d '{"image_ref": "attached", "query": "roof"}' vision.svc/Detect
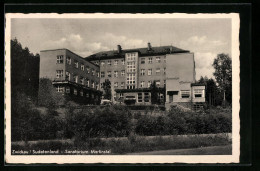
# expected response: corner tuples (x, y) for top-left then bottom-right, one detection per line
(84, 45), (189, 61)
(191, 83), (206, 86)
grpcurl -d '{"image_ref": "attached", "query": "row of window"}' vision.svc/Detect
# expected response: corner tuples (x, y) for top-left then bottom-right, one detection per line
(137, 92), (150, 103)
(56, 70), (99, 89)
(93, 56), (165, 67)
(56, 86), (98, 98)
(180, 90), (204, 98)
(140, 68), (166, 76)
(101, 80), (165, 89)
(99, 68), (166, 78)
(57, 55), (99, 77)
(95, 59), (125, 66)
(140, 56), (166, 64)
(101, 70), (125, 78)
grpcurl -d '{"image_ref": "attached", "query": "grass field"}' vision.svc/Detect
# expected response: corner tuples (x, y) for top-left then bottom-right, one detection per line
(127, 145), (232, 155)
(11, 133), (231, 155)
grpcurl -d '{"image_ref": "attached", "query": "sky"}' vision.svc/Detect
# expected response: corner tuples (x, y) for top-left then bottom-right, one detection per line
(11, 17), (231, 80)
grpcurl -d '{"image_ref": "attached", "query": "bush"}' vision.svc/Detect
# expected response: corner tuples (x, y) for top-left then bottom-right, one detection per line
(135, 107), (232, 136)
(66, 105), (132, 141)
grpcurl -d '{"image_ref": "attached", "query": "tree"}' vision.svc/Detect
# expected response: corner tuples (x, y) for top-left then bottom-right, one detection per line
(38, 78), (65, 108)
(198, 76), (222, 106)
(11, 38), (40, 102)
(212, 54), (232, 106)
(150, 81), (160, 104)
(102, 79), (111, 100)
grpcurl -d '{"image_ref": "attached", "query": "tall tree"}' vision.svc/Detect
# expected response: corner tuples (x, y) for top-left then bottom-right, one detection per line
(11, 38), (40, 101)
(198, 76), (222, 106)
(102, 79), (111, 100)
(212, 53), (232, 106)
(150, 81), (159, 104)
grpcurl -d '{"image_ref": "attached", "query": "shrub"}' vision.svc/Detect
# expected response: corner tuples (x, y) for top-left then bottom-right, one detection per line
(65, 105), (132, 140)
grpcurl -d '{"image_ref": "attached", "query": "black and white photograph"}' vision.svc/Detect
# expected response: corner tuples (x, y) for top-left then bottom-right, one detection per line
(5, 13), (240, 164)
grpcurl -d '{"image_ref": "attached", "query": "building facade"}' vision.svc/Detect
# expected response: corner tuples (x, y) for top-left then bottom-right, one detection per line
(40, 49), (102, 105)
(85, 43), (205, 109)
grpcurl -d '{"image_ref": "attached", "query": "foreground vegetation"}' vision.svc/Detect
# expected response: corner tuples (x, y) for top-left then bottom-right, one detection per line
(12, 133), (231, 154)
(12, 97), (232, 142)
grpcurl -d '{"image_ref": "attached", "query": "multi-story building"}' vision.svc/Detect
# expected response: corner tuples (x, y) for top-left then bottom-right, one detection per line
(85, 43), (205, 109)
(39, 49), (102, 105)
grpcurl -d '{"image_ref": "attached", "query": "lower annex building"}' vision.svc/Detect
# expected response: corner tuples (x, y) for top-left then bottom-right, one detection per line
(39, 43), (205, 109)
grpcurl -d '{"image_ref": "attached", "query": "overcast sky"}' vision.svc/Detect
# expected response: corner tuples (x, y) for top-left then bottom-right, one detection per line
(11, 18), (231, 79)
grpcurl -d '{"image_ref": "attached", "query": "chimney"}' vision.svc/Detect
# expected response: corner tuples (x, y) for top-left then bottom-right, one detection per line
(147, 42), (152, 51)
(117, 45), (122, 53)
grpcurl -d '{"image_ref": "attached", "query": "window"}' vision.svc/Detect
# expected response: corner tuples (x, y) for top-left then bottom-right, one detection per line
(114, 82), (118, 88)
(80, 77), (84, 85)
(56, 70), (63, 78)
(74, 88), (77, 95)
(107, 60), (111, 65)
(119, 93), (123, 99)
(156, 68), (161, 74)
(148, 69), (152, 76)
(86, 79), (90, 87)
(114, 60), (118, 65)
(156, 80), (160, 87)
(107, 71), (111, 77)
(140, 81), (145, 88)
(164, 68), (166, 75)
(56, 86), (64, 92)
(127, 62), (136, 72)
(92, 94), (95, 99)
(81, 64), (84, 71)
(94, 61), (99, 65)
(147, 81), (152, 88)
(66, 56), (71, 65)
(101, 72), (105, 78)
(92, 69), (95, 76)
(57, 55), (63, 64)
(121, 82), (125, 88)
(126, 53), (136, 61)
(97, 72), (100, 78)
(101, 61), (105, 66)
(164, 80), (166, 86)
(194, 89), (203, 98)
(65, 71), (70, 81)
(156, 57), (161, 63)
(148, 57), (153, 64)
(86, 93), (89, 98)
(114, 71), (118, 77)
(92, 81), (95, 88)
(73, 75), (78, 83)
(121, 70), (125, 76)
(96, 83), (99, 90)
(121, 59), (125, 65)
(127, 85), (135, 89)
(80, 90), (84, 96)
(127, 73), (136, 86)
(169, 94), (173, 102)
(181, 90), (190, 98)
(141, 58), (145, 64)
(74, 60), (79, 68)
(138, 93), (142, 102)
(144, 92), (149, 102)
(65, 87), (70, 93)
(141, 69), (145, 76)
(86, 67), (90, 73)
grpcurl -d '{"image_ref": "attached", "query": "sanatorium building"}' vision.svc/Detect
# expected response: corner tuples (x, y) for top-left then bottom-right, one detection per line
(40, 43), (205, 109)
